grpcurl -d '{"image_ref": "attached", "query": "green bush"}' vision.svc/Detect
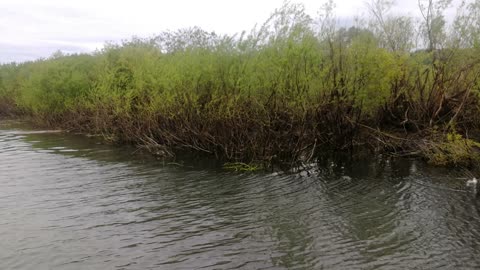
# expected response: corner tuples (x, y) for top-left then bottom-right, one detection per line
(1, 1), (480, 164)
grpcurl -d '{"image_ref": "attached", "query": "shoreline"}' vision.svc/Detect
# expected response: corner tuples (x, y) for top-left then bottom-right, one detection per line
(3, 115), (479, 170)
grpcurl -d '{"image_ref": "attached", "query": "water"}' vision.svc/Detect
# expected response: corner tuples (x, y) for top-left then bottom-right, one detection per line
(1, 120), (480, 270)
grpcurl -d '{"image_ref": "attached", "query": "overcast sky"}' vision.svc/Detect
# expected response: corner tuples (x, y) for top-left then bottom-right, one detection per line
(0, 0), (460, 63)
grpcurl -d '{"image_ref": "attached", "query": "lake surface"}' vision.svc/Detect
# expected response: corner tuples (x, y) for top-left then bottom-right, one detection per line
(1, 120), (480, 270)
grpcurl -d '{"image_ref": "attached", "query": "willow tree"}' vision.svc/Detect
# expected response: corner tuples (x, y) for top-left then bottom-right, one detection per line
(452, 0), (480, 48)
(367, 0), (415, 52)
(418, 0), (452, 51)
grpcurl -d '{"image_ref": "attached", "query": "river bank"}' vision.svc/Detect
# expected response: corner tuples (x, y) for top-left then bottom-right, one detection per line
(1, 3), (480, 169)
(2, 114), (480, 171)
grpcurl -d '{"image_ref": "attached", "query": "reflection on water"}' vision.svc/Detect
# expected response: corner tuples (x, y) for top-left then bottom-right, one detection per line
(1, 121), (480, 269)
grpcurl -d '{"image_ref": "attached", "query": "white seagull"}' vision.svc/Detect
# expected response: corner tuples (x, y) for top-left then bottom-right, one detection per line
(467, 177), (478, 187)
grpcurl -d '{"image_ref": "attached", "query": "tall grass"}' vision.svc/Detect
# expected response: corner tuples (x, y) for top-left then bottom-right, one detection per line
(1, 1), (480, 165)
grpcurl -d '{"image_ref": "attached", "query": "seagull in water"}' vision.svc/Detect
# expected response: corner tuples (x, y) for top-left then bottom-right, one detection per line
(467, 177), (478, 195)
(467, 177), (478, 187)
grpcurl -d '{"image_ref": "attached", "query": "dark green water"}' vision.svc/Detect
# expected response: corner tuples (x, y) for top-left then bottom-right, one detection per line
(1, 120), (480, 269)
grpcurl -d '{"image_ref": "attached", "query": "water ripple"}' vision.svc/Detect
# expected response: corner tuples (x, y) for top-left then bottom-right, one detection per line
(1, 125), (480, 269)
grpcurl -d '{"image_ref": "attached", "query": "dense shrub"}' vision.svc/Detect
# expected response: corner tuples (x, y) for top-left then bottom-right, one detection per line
(1, 1), (480, 165)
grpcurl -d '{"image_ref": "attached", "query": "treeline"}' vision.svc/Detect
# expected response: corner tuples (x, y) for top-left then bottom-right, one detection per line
(1, 0), (480, 167)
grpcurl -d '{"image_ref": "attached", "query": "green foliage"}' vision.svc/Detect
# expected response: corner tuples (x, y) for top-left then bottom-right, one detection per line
(14, 54), (98, 115)
(1, 1), (480, 164)
(423, 132), (480, 166)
